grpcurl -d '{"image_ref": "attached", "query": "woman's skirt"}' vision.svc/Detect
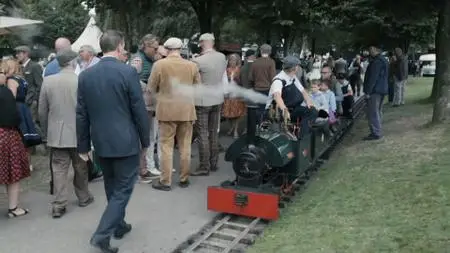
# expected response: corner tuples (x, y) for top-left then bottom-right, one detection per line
(222, 98), (246, 119)
(0, 127), (30, 185)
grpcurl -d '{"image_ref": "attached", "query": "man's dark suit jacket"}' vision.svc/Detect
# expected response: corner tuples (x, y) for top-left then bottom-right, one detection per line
(363, 54), (389, 95)
(23, 60), (43, 105)
(76, 56), (150, 158)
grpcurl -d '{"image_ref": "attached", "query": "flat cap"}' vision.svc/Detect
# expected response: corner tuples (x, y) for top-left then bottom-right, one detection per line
(14, 45), (31, 53)
(163, 37), (183, 49)
(199, 33), (215, 41)
(282, 55), (301, 69)
(56, 49), (78, 66)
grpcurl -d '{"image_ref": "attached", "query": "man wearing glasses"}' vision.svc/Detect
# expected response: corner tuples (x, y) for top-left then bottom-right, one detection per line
(137, 34), (160, 85)
(320, 65), (343, 115)
(133, 34), (161, 182)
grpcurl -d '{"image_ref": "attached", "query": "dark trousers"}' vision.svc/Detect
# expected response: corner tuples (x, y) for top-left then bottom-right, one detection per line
(350, 76), (361, 97)
(194, 105), (221, 171)
(388, 80), (394, 103)
(91, 154), (139, 244)
(342, 96), (354, 118)
(255, 90), (269, 125)
(290, 105), (318, 138)
(367, 94), (384, 137)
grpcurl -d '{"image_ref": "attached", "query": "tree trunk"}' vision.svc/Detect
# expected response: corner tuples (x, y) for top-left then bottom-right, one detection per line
(282, 26), (291, 56)
(311, 37), (316, 56)
(430, 4), (443, 102)
(431, 1), (450, 123)
(190, 0), (213, 33)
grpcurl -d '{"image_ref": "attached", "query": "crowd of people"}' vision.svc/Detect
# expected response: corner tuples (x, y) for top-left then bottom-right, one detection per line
(0, 27), (402, 252)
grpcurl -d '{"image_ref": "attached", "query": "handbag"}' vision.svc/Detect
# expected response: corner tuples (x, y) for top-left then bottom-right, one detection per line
(17, 102), (42, 147)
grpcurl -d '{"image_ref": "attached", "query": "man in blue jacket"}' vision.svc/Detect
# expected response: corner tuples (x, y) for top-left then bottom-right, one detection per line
(363, 45), (389, 140)
(43, 37), (72, 77)
(77, 30), (150, 253)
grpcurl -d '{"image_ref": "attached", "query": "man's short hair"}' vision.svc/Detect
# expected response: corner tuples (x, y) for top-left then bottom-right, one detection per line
(99, 30), (124, 53)
(322, 64), (331, 70)
(139, 34), (160, 50)
(79, 45), (95, 54)
(260, 44), (272, 55)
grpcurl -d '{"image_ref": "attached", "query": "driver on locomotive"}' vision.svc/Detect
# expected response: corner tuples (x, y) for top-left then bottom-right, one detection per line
(266, 55), (318, 137)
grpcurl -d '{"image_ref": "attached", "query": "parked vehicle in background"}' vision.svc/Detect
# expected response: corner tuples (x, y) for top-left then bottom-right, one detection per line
(419, 54), (436, 77)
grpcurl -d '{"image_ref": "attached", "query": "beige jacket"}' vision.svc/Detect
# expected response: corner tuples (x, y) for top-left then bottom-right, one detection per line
(38, 68), (78, 148)
(148, 54), (200, 121)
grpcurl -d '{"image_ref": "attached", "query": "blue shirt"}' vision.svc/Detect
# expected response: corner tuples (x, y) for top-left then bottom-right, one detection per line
(43, 59), (60, 77)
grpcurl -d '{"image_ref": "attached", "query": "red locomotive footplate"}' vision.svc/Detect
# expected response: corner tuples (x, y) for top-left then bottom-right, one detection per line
(207, 186), (280, 220)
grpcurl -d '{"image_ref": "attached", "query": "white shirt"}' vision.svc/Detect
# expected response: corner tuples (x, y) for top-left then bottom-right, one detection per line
(266, 70), (305, 109)
(22, 58), (31, 68)
(75, 57), (101, 76)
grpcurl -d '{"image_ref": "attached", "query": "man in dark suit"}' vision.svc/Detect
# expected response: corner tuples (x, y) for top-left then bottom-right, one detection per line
(76, 30), (150, 253)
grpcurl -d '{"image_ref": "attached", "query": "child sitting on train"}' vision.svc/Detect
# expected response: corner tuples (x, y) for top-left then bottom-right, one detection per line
(309, 80), (333, 138)
(309, 80), (329, 123)
(336, 71), (354, 118)
(319, 79), (337, 124)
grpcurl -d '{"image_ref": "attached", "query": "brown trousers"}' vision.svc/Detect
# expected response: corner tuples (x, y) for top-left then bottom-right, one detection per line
(159, 121), (193, 185)
(51, 148), (91, 209)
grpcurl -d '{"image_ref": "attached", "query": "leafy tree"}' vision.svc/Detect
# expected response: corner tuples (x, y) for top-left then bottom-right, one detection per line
(325, 0), (436, 51)
(20, 0), (88, 49)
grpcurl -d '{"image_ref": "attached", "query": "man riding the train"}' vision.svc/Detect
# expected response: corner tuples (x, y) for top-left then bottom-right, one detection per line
(266, 55), (318, 137)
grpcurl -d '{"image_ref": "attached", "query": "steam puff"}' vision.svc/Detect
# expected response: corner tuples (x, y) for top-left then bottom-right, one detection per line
(170, 79), (268, 104)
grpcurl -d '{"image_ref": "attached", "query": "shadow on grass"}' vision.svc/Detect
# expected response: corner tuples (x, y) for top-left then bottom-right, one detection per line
(412, 97), (434, 105)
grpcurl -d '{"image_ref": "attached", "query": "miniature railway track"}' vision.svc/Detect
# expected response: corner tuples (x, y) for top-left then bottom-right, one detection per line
(179, 215), (265, 253)
(173, 97), (366, 253)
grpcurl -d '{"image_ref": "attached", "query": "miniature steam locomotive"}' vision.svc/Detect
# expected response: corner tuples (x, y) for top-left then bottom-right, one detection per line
(207, 102), (358, 220)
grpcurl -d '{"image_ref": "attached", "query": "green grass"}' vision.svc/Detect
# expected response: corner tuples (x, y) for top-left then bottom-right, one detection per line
(247, 77), (450, 253)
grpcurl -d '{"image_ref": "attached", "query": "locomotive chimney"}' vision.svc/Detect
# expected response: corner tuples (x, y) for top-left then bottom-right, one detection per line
(246, 103), (258, 145)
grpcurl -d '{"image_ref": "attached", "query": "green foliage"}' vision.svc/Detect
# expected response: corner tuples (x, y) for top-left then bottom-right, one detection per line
(326, 0), (437, 50)
(19, 0), (88, 48)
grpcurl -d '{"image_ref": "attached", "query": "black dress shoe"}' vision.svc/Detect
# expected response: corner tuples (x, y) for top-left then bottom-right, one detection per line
(152, 180), (171, 191)
(52, 207), (66, 219)
(178, 180), (190, 188)
(190, 170), (209, 176)
(114, 223), (132, 239)
(90, 239), (118, 253)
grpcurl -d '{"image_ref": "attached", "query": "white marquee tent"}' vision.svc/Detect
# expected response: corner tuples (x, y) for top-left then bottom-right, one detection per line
(71, 9), (102, 53)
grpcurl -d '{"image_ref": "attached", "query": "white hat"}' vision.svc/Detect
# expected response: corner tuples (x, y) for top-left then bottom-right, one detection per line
(199, 33), (215, 41)
(163, 37), (183, 49)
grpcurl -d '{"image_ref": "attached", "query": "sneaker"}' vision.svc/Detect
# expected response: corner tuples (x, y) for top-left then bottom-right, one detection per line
(140, 171), (159, 184)
(148, 168), (176, 173)
(147, 167), (161, 176)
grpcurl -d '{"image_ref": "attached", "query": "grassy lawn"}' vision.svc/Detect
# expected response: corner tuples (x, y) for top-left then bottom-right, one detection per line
(248, 77), (450, 253)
